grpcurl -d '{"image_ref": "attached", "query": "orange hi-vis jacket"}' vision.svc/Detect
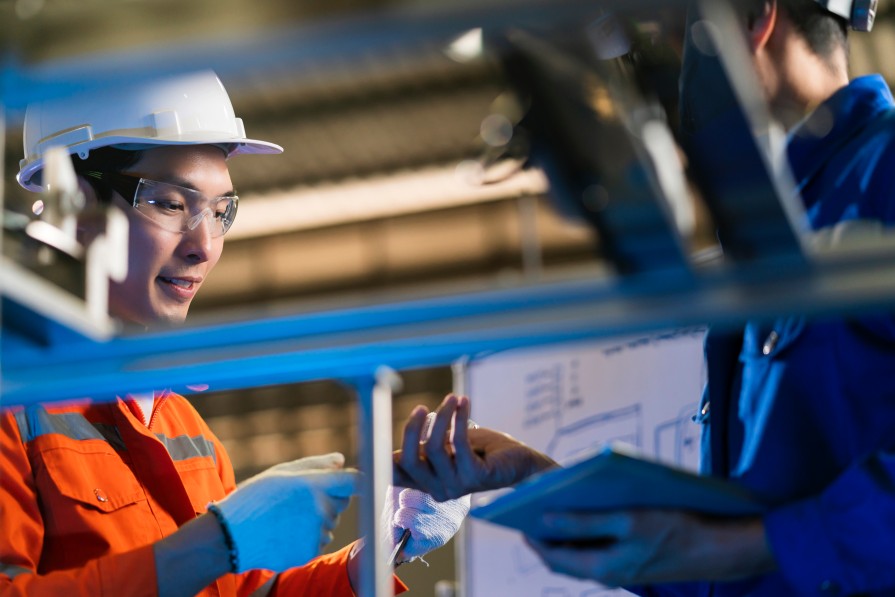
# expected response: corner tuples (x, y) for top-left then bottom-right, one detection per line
(0, 392), (404, 596)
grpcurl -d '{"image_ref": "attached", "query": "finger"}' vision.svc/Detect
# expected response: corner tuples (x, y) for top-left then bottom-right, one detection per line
(451, 395), (471, 447)
(398, 406), (428, 466)
(289, 452), (345, 472)
(525, 538), (612, 583)
(425, 394), (458, 461)
(392, 457), (422, 489)
(397, 406), (443, 492)
(306, 452), (345, 470)
(316, 470), (361, 498)
(424, 395), (461, 497)
(451, 396), (480, 488)
(427, 394), (457, 440)
(319, 452), (346, 470)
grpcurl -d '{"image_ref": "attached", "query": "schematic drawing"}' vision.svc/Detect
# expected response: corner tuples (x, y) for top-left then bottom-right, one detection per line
(519, 357), (643, 464)
(522, 363), (564, 430)
(545, 403), (643, 463)
(508, 543), (630, 597)
(654, 402), (701, 471)
(474, 334), (705, 597)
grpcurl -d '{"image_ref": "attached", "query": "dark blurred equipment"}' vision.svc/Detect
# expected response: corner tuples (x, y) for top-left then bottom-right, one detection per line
(678, 0), (809, 269)
(493, 25), (694, 278)
(492, 1), (814, 277)
(2, 148), (128, 343)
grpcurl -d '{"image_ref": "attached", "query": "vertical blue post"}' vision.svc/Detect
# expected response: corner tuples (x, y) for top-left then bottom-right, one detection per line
(351, 366), (402, 597)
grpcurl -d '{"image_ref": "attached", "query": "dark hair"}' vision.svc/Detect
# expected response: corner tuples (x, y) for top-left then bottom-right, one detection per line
(741, 0), (848, 64)
(781, 0), (848, 61)
(71, 147), (144, 204)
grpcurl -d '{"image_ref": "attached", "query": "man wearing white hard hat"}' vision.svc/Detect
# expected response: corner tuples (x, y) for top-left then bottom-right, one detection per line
(1, 71), (467, 596)
(395, 1), (895, 596)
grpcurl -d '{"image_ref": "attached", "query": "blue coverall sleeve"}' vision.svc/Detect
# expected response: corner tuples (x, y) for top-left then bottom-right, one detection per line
(764, 452), (895, 594)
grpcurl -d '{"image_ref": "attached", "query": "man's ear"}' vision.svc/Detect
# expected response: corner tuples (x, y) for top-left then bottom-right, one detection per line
(745, 0), (777, 52)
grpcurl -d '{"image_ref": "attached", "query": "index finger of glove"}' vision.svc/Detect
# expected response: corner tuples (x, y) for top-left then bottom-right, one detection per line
(312, 469), (361, 498)
(295, 452), (346, 471)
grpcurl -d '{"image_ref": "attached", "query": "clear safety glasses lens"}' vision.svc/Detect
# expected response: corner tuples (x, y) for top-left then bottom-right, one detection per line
(86, 171), (238, 237)
(131, 179), (238, 238)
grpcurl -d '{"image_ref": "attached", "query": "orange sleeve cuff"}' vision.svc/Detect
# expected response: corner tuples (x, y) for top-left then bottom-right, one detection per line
(274, 542), (408, 596)
(97, 543), (157, 597)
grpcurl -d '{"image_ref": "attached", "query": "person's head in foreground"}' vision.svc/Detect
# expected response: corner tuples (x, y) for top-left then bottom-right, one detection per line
(17, 70), (282, 328)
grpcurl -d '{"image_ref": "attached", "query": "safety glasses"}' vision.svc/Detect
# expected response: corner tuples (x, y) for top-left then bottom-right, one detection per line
(84, 171), (238, 237)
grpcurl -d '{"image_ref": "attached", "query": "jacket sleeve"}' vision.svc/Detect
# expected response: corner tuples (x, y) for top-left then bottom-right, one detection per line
(271, 542), (408, 596)
(0, 546), (158, 597)
(764, 453), (895, 595)
(0, 410), (158, 597)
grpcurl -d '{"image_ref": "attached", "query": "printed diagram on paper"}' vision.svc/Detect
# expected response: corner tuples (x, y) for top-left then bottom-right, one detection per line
(462, 328), (707, 597)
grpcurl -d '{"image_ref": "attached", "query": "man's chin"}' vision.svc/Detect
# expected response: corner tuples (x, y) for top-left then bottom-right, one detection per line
(118, 309), (190, 331)
(151, 310), (190, 329)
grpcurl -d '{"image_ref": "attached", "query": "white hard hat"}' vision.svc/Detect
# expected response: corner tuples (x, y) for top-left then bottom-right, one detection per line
(815, 0), (877, 31)
(18, 70), (283, 191)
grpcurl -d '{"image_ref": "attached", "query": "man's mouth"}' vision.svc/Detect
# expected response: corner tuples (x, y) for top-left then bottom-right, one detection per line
(158, 276), (196, 289)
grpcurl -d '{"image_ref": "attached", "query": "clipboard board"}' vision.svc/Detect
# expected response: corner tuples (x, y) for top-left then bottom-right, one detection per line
(469, 444), (765, 540)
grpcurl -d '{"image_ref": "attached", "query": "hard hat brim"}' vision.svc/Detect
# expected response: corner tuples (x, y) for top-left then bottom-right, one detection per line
(17, 136), (283, 192)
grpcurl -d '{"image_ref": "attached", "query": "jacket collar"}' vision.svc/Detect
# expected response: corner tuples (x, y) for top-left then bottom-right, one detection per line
(787, 74), (895, 205)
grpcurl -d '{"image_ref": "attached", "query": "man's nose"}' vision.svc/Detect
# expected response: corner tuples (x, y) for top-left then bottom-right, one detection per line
(180, 208), (215, 261)
(186, 207), (216, 233)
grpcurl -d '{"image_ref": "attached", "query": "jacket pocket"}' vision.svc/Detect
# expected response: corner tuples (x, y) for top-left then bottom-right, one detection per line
(29, 436), (154, 568)
(36, 438), (145, 513)
(175, 457), (227, 514)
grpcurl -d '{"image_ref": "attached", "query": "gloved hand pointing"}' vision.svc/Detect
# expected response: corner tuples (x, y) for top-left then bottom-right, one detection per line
(209, 452), (359, 573)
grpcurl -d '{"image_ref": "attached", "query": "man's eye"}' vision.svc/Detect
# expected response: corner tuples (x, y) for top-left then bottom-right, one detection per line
(146, 198), (185, 212)
(214, 199), (234, 219)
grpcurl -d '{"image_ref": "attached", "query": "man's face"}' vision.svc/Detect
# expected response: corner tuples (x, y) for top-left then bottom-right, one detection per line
(107, 144), (231, 327)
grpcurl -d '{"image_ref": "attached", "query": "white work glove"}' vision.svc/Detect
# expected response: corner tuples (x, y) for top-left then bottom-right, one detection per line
(209, 452), (359, 573)
(381, 411), (471, 564)
(381, 485), (470, 564)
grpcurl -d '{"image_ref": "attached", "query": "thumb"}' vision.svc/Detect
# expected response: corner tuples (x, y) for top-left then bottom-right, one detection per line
(290, 452), (346, 471)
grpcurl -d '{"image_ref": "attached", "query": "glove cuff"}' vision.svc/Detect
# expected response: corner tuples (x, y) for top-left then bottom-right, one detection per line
(207, 503), (239, 573)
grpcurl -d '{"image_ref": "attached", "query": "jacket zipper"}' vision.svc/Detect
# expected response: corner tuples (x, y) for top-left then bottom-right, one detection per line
(147, 391), (169, 430)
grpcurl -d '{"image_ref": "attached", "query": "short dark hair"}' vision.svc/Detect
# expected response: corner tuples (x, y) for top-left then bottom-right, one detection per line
(781, 0), (848, 60)
(741, 0), (848, 63)
(72, 147), (144, 204)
